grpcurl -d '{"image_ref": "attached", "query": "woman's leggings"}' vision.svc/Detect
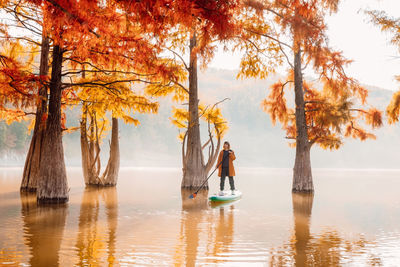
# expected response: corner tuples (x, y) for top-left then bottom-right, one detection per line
(220, 167), (235, 190)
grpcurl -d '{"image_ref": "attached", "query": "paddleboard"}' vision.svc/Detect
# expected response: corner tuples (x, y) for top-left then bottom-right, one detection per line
(209, 190), (242, 202)
(210, 198), (240, 208)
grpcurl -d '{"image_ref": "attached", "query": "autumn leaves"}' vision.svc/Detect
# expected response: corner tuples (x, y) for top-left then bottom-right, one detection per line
(0, 0), (399, 201)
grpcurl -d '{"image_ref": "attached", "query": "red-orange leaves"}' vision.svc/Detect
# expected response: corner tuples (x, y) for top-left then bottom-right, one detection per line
(387, 91), (400, 124)
(262, 81), (291, 126)
(344, 122), (376, 141)
(367, 10), (400, 126)
(243, 0), (382, 151)
(365, 108), (383, 129)
(0, 42), (41, 123)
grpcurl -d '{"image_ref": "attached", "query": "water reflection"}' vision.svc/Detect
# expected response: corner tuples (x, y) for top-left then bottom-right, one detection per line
(270, 193), (383, 266)
(175, 189), (209, 267)
(75, 186), (118, 267)
(292, 193), (313, 267)
(176, 190), (236, 266)
(1, 169), (398, 265)
(20, 192), (67, 267)
(209, 205), (235, 264)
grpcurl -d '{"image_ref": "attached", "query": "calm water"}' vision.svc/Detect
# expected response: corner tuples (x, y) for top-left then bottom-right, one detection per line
(0, 167), (400, 266)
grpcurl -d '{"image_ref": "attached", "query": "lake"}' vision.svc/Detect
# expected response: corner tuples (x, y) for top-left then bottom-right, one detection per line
(0, 167), (399, 266)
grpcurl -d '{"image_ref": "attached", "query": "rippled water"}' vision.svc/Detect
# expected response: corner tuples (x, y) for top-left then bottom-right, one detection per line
(0, 167), (400, 266)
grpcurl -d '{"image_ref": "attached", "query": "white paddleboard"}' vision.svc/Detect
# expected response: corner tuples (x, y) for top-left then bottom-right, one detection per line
(209, 190), (242, 202)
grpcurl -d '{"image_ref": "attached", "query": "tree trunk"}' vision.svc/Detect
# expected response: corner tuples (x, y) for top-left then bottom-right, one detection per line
(80, 108), (101, 185)
(81, 113), (120, 186)
(292, 193), (314, 267)
(292, 48), (314, 193)
(21, 36), (50, 192)
(181, 33), (206, 190)
(37, 45), (69, 203)
(80, 107), (91, 185)
(102, 117), (120, 186)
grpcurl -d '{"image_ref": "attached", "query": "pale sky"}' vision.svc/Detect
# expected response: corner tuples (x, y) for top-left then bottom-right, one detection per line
(210, 0), (400, 91)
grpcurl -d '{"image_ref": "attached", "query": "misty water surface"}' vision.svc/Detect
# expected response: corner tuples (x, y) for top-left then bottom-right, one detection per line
(0, 167), (399, 266)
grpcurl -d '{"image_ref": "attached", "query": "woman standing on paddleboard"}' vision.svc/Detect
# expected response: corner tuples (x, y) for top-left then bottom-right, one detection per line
(217, 141), (236, 196)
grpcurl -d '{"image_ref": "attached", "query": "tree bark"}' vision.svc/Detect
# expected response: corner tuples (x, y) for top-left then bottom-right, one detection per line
(181, 32), (206, 190)
(292, 48), (314, 193)
(21, 35), (50, 192)
(37, 45), (69, 203)
(81, 113), (120, 186)
(80, 106), (91, 185)
(102, 117), (120, 186)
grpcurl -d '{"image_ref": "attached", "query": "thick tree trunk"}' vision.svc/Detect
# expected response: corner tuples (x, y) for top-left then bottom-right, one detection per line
(292, 193), (314, 267)
(181, 33), (206, 190)
(37, 45), (69, 203)
(102, 117), (120, 186)
(21, 36), (50, 192)
(292, 49), (314, 193)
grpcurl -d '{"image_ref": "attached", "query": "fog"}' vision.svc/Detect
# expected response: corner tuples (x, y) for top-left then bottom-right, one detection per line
(2, 68), (400, 169)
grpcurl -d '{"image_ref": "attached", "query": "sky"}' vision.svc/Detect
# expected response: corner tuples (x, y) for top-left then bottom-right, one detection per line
(209, 0), (400, 91)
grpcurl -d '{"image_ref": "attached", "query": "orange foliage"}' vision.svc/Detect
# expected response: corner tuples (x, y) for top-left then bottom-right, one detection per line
(367, 10), (400, 125)
(245, 0), (382, 150)
(1, 0), (240, 128)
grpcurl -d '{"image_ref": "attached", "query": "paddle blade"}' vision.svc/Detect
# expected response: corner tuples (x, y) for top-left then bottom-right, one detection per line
(189, 192), (197, 199)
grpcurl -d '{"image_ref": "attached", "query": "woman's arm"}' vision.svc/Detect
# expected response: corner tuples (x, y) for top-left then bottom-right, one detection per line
(230, 150), (236, 161)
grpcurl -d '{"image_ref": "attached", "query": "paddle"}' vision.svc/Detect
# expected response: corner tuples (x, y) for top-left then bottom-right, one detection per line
(189, 150), (230, 199)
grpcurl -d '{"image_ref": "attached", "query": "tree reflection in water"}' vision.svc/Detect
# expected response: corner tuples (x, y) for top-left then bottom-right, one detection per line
(174, 189), (209, 267)
(74, 186), (118, 267)
(270, 193), (383, 266)
(174, 189), (236, 266)
(20, 192), (68, 267)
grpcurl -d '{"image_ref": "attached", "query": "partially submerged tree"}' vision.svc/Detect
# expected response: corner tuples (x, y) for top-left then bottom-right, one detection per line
(0, 2), (49, 191)
(145, 1), (238, 189)
(172, 101), (229, 189)
(76, 75), (158, 186)
(2, 0), (184, 201)
(239, 0), (383, 192)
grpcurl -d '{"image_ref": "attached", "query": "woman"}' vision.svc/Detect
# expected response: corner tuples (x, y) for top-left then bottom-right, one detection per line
(217, 141), (236, 195)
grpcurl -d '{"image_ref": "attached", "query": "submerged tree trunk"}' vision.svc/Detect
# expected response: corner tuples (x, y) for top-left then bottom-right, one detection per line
(292, 48), (314, 193)
(21, 36), (50, 192)
(37, 45), (69, 203)
(181, 33), (206, 190)
(81, 112), (120, 186)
